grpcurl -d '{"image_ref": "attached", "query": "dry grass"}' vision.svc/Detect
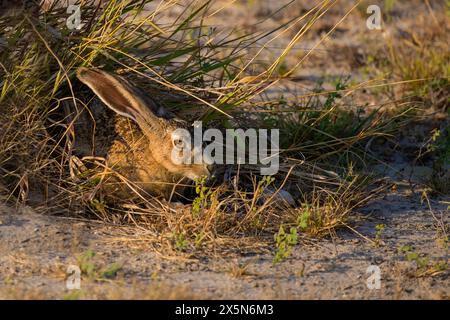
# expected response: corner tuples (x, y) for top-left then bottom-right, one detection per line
(0, 0), (448, 261)
(366, 7), (449, 112)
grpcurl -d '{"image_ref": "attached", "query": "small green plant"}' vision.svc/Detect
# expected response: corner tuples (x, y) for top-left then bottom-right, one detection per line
(63, 290), (82, 300)
(192, 176), (213, 217)
(194, 231), (207, 248)
(401, 246), (428, 268)
(398, 245), (448, 277)
(173, 232), (189, 251)
(89, 199), (108, 217)
(399, 245), (420, 263)
(405, 252), (429, 269)
(100, 263), (123, 279)
(77, 249), (96, 277)
(384, 0), (396, 14)
(257, 175), (275, 189)
(76, 249), (122, 280)
(297, 204), (311, 231)
(273, 225), (298, 264)
(398, 245), (413, 253)
(428, 128), (450, 165)
(428, 127), (450, 193)
(374, 224), (386, 246)
(433, 260), (449, 272)
(254, 175), (275, 201)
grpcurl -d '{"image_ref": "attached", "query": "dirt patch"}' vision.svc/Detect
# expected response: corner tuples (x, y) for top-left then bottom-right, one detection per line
(1, 178), (448, 299)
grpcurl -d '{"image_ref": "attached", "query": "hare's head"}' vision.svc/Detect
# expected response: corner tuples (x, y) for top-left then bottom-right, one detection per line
(76, 67), (213, 181)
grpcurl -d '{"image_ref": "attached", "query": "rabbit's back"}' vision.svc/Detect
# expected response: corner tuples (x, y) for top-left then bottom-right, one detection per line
(73, 67), (211, 200)
(70, 100), (186, 199)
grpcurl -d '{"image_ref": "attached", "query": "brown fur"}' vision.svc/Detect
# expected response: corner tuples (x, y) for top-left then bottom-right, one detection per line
(75, 67), (212, 200)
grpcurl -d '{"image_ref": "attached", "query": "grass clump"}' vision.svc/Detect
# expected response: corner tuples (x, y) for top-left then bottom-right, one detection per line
(76, 249), (123, 280)
(1, 0), (438, 259)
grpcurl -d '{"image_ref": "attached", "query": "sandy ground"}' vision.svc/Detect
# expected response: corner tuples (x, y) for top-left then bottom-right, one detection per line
(0, 1), (449, 299)
(0, 175), (448, 299)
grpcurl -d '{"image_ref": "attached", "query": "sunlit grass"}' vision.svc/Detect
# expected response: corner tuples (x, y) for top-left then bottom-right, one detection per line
(0, 0), (448, 258)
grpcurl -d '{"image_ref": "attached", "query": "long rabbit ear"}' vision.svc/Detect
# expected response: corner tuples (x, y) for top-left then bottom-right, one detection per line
(76, 67), (164, 130)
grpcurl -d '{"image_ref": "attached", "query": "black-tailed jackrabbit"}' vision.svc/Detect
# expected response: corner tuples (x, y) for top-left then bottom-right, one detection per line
(75, 67), (213, 200)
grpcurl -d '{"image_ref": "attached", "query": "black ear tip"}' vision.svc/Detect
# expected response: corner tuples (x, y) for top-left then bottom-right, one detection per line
(76, 67), (102, 81)
(76, 67), (90, 80)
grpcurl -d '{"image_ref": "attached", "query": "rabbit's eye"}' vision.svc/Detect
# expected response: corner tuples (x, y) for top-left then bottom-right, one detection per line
(173, 138), (185, 149)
